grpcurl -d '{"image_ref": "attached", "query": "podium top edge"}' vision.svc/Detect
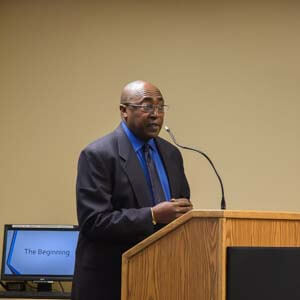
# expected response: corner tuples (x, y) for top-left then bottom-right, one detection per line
(191, 209), (300, 220)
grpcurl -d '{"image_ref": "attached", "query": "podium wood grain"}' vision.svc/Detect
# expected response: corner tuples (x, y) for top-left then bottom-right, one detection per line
(122, 210), (300, 300)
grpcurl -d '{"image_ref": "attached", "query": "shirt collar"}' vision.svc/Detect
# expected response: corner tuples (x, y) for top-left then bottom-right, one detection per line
(121, 121), (155, 152)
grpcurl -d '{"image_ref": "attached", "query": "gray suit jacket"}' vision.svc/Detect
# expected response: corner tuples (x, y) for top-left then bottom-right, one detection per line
(72, 124), (190, 300)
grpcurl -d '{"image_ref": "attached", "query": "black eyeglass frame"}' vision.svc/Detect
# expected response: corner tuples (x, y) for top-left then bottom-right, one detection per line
(120, 103), (169, 113)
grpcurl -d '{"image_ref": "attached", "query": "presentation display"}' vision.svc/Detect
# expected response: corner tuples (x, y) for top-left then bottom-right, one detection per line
(3, 229), (79, 276)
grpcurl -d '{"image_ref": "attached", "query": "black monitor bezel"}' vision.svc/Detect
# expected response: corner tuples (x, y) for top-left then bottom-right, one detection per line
(1, 224), (79, 282)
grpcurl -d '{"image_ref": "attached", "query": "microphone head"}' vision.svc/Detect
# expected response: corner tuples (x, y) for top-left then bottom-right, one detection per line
(164, 126), (170, 132)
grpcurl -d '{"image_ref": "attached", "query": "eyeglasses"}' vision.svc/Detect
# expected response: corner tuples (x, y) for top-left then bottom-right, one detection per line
(121, 103), (169, 113)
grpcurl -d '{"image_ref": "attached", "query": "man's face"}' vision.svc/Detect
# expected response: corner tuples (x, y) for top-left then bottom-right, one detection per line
(121, 84), (165, 141)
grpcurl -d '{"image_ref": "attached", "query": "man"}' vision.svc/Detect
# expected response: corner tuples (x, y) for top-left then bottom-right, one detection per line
(72, 80), (192, 300)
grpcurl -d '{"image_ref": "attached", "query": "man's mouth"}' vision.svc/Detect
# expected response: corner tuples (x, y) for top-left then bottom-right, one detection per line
(148, 123), (160, 130)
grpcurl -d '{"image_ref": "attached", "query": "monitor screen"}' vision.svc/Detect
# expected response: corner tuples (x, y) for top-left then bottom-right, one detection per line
(1, 224), (79, 282)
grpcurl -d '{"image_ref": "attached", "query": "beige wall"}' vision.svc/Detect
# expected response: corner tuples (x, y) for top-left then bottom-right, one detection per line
(1, 0), (300, 260)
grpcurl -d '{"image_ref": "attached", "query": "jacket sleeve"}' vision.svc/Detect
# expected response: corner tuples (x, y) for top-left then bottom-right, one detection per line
(76, 149), (154, 243)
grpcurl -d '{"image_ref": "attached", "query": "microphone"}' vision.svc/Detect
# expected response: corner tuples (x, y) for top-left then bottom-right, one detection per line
(164, 126), (226, 210)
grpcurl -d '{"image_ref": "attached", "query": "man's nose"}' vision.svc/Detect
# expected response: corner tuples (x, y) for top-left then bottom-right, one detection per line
(149, 105), (161, 116)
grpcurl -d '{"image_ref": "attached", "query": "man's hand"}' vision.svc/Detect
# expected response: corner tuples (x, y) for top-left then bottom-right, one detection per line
(152, 198), (193, 224)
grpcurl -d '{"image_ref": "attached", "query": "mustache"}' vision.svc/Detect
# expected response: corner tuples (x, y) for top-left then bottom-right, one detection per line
(147, 122), (161, 126)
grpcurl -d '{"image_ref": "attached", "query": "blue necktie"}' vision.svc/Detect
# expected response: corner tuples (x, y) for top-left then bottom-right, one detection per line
(143, 143), (165, 204)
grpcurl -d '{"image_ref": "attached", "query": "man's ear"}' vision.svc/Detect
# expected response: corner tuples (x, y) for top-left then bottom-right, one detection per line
(120, 104), (128, 120)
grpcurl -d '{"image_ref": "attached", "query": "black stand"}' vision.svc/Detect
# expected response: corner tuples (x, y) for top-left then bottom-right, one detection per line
(36, 282), (53, 292)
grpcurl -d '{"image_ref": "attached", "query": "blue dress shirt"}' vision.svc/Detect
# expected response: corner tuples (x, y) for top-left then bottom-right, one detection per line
(121, 121), (171, 204)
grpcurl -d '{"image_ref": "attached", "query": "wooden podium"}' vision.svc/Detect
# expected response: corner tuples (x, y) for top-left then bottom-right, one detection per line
(121, 210), (300, 300)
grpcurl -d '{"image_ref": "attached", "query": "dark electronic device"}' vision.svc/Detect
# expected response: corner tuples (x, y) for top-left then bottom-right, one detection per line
(227, 247), (300, 300)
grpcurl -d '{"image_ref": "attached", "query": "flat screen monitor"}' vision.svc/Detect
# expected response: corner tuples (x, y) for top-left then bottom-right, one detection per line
(1, 224), (79, 283)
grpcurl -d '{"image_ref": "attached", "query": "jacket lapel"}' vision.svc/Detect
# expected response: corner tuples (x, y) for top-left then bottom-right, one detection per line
(155, 138), (179, 198)
(116, 125), (153, 208)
